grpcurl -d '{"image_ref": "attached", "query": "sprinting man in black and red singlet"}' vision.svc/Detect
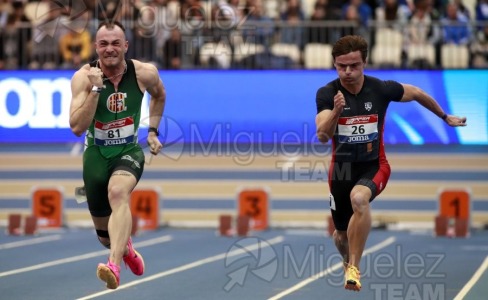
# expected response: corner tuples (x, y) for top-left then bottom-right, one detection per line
(315, 35), (467, 292)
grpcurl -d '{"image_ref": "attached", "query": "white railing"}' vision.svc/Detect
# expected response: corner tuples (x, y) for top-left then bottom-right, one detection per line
(1, 20), (487, 70)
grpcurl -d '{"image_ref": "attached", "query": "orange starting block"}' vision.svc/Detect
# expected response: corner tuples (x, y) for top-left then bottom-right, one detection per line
(7, 214), (38, 236)
(24, 216), (38, 235)
(131, 215), (139, 236)
(434, 215), (448, 237)
(219, 215), (233, 236)
(236, 215), (250, 237)
(8, 214), (22, 235)
(454, 218), (469, 237)
(435, 188), (471, 238)
(130, 188), (161, 233)
(218, 214), (251, 237)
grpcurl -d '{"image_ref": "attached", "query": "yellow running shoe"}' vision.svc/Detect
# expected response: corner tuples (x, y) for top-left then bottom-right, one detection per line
(344, 265), (361, 291)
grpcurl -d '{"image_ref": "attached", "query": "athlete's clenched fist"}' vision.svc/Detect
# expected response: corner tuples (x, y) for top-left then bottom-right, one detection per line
(334, 90), (346, 113)
(88, 67), (104, 88)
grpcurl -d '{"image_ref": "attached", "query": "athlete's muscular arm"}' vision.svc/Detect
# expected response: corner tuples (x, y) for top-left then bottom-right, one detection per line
(401, 84), (467, 127)
(135, 60), (166, 155)
(316, 91), (345, 143)
(69, 65), (104, 136)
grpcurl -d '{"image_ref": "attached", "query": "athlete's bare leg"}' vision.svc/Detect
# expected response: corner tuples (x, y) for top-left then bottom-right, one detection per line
(347, 185), (372, 268)
(333, 230), (349, 270)
(106, 170), (137, 266)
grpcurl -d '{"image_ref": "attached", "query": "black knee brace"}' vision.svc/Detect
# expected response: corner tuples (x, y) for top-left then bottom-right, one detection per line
(96, 229), (111, 249)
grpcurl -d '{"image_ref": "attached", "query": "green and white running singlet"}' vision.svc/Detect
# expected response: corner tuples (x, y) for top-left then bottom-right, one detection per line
(85, 59), (144, 158)
(83, 59), (146, 217)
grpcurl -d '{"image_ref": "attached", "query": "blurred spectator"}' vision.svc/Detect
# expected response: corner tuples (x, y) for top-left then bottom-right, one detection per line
(0, 0), (32, 69)
(150, 0), (177, 67)
(59, 15), (92, 69)
(208, 0), (244, 68)
(341, 1), (370, 40)
(406, 0), (441, 45)
(279, 0), (305, 50)
(0, 0), (11, 28)
(216, 0), (244, 28)
(30, 0), (69, 69)
(476, 0), (488, 20)
(471, 24), (488, 67)
(328, 0), (345, 21)
(475, 0), (488, 33)
(343, 4), (360, 36)
(179, 0), (205, 68)
(441, 2), (470, 45)
(162, 27), (182, 69)
(133, 3), (160, 66)
(242, 0), (275, 47)
(341, 0), (373, 27)
(453, 0), (471, 20)
(306, 0), (331, 44)
(115, 1), (141, 60)
(375, 0), (411, 29)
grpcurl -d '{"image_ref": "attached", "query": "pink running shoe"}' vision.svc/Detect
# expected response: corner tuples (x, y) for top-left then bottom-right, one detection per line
(97, 261), (120, 290)
(123, 238), (145, 276)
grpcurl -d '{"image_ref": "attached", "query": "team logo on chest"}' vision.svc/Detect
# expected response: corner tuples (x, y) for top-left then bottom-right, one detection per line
(106, 92), (128, 113)
(365, 102), (372, 111)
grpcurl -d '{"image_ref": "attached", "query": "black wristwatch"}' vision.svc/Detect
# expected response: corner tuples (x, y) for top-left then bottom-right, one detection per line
(148, 127), (160, 136)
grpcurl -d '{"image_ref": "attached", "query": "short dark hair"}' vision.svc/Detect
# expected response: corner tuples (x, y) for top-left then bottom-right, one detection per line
(97, 20), (126, 33)
(332, 35), (368, 62)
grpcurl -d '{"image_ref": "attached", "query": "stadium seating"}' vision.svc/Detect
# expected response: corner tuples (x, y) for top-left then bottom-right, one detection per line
(441, 43), (470, 69)
(371, 45), (403, 68)
(303, 43), (333, 69)
(270, 43), (301, 64)
(199, 42), (232, 69)
(407, 43), (437, 69)
(375, 28), (404, 47)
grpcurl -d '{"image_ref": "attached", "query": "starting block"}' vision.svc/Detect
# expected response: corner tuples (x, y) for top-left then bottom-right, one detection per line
(24, 216), (38, 235)
(455, 218), (469, 237)
(435, 188), (471, 238)
(131, 215), (139, 236)
(8, 214), (22, 235)
(327, 216), (335, 236)
(130, 188), (161, 232)
(434, 215), (448, 237)
(237, 215), (250, 237)
(217, 214), (251, 237)
(219, 215), (233, 236)
(434, 216), (469, 238)
(7, 214), (38, 236)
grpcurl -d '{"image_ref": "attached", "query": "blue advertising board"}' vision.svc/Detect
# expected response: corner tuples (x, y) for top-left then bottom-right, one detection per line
(0, 70), (486, 145)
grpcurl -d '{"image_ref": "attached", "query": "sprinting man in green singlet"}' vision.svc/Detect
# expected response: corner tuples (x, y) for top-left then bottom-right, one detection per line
(69, 20), (166, 290)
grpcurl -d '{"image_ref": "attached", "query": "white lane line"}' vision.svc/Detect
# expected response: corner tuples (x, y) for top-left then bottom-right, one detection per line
(267, 236), (397, 300)
(0, 235), (62, 250)
(76, 235), (285, 300)
(453, 255), (488, 300)
(0, 235), (172, 278)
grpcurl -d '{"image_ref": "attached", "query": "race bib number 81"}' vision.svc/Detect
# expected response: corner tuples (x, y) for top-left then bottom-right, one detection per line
(94, 117), (135, 146)
(338, 114), (378, 143)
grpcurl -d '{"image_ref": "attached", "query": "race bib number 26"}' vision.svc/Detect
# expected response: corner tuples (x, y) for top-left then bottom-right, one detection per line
(337, 114), (378, 144)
